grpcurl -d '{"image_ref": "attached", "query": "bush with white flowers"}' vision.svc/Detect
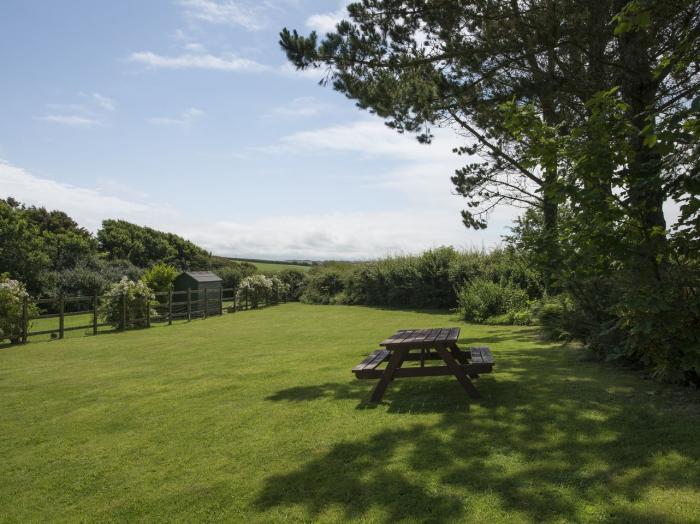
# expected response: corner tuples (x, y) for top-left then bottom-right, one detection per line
(269, 276), (290, 304)
(100, 277), (155, 329)
(236, 274), (273, 309)
(0, 277), (37, 344)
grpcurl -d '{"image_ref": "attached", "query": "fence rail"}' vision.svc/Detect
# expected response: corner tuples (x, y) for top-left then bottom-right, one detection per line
(19, 287), (277, 344)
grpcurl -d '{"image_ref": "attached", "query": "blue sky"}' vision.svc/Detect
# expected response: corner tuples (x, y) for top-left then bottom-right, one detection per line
(0, 0), (517, 260)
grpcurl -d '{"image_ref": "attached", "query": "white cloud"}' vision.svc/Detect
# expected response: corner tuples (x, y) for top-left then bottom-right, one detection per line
(38, 92), (115, 127)
(184, 42), (207, 53)
(148, 107), (205, 126)
(268, 97), (329, 117)
(0, 159), (178, 231)
(180, 0), (268, 31)
(89, 92), (116, 111)
(127, 48), (330, 80)
(305, 2), (349, 33)
(128, 50), (269, 72)
(0, 157), (507, 260)
(35, 115), (102, 127)
(261, 118), (461, 162)
(186, 210), (486, 260)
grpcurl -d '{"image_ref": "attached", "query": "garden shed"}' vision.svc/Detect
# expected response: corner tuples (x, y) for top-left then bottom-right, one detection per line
(173, 271), (223, 315)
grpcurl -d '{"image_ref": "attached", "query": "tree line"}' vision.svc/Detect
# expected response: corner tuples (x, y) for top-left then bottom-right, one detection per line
(0, 197), (256, 298)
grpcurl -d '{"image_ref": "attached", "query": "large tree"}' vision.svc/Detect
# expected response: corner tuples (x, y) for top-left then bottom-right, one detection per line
(280, 0), (699, 284)
(280, 0), (617, 289)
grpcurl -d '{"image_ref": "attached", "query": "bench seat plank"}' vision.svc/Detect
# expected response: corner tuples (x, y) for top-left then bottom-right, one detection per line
(352, 349), (390, 372)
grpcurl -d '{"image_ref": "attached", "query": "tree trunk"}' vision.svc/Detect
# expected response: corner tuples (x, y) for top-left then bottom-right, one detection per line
(615, 8), (667, 280)
(540, 91), (560, 293)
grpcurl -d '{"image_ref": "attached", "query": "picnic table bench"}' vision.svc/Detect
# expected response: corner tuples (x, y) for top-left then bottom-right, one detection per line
(352, 327), (494, 402)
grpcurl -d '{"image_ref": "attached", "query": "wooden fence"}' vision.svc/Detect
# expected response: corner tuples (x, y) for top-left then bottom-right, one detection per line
(19, 288), (274, 344)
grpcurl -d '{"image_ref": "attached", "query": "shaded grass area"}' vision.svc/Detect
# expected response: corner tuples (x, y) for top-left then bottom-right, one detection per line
(1, 304), (698, 523)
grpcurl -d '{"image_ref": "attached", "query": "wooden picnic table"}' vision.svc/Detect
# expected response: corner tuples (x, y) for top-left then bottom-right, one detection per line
(352, 327), (494, 402)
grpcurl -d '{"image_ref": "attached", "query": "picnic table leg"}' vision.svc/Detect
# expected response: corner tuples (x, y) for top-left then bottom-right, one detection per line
(450, 344), (479, 378)
(370, 348), (407, 402)
(435, 345), (482, 400)
(450, 344), (469, 365)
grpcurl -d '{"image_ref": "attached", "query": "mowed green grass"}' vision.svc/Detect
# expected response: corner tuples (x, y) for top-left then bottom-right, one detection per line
(1, 304), (698, 523)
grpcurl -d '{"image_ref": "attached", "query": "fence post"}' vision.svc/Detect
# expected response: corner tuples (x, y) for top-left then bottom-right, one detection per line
(203, 289), (208, 319)
(92, 292), (98, 335)
(59, 294), (65, 339)
(121, 293), (127, 331)
(168, 290), (173, 326)
(21, 297), (28, 344)
(219, 287), (223, 316)
(187, 289), (192, 321)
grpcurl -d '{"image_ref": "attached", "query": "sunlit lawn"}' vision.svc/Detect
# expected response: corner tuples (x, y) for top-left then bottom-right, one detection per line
(1, 303), (698, 523)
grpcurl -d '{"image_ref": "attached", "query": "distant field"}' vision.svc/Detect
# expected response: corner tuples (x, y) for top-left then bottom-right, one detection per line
(230, 259), (312, 273)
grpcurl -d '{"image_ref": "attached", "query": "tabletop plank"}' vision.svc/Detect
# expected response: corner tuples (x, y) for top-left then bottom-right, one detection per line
(380, 327), (460, 348)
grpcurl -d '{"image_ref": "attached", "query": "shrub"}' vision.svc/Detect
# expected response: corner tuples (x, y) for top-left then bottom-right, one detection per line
(277, 269), (307, 301)
(301, 269), (345, 304)
(217, 264), (257, 295)
(141, 262), (178, 293)
(458, 277), (529, 323)
(269, 276), (290, 304)
(300, 248), (545, 310)
(100, 277), (155, 329)
(0, 277), (38, 344)
(484, 308), (533, 326)
(41, 265), (109, 297)
(236, 275), (273, 309)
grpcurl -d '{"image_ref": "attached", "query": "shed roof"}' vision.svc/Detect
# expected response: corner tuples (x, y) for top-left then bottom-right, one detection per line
(181, 271), (223, 283)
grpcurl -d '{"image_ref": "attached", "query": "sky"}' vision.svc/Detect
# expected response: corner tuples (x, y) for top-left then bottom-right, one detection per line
(0, 0), (520, 260)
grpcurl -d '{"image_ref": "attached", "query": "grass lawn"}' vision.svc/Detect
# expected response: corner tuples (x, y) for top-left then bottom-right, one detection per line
(1, 304), (698, 523)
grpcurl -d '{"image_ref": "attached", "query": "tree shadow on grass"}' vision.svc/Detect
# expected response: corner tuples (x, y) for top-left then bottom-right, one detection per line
(258, 343), (700, 522)
(266, 379), (475, 414)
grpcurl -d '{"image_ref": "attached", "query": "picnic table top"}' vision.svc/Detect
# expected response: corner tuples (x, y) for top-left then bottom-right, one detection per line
(379, 327), (460, 348)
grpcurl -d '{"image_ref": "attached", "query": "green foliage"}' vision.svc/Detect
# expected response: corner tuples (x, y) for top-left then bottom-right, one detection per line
(301, 247), (543, 313)
(277, 269), (307, 301)
(0, 277), (38, 344)
(216, 263), (257, 295)
(141, 263), (178, 293)
(41, 257), (143, 298)
(97, 219), (210, 269)
(483, 308), (533, 326)
(0, 200), (51, 293)
(457, 278), (529, 324)
(100, 278), (155, 330)
(301, 269), (345, 305)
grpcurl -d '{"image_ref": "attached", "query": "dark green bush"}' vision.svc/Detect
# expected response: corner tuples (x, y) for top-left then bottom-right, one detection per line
(277, 269), (307, 301)
(300, 247), (543, 315)
(301, 270), (345, 304)
(457, 277), (530, 323)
